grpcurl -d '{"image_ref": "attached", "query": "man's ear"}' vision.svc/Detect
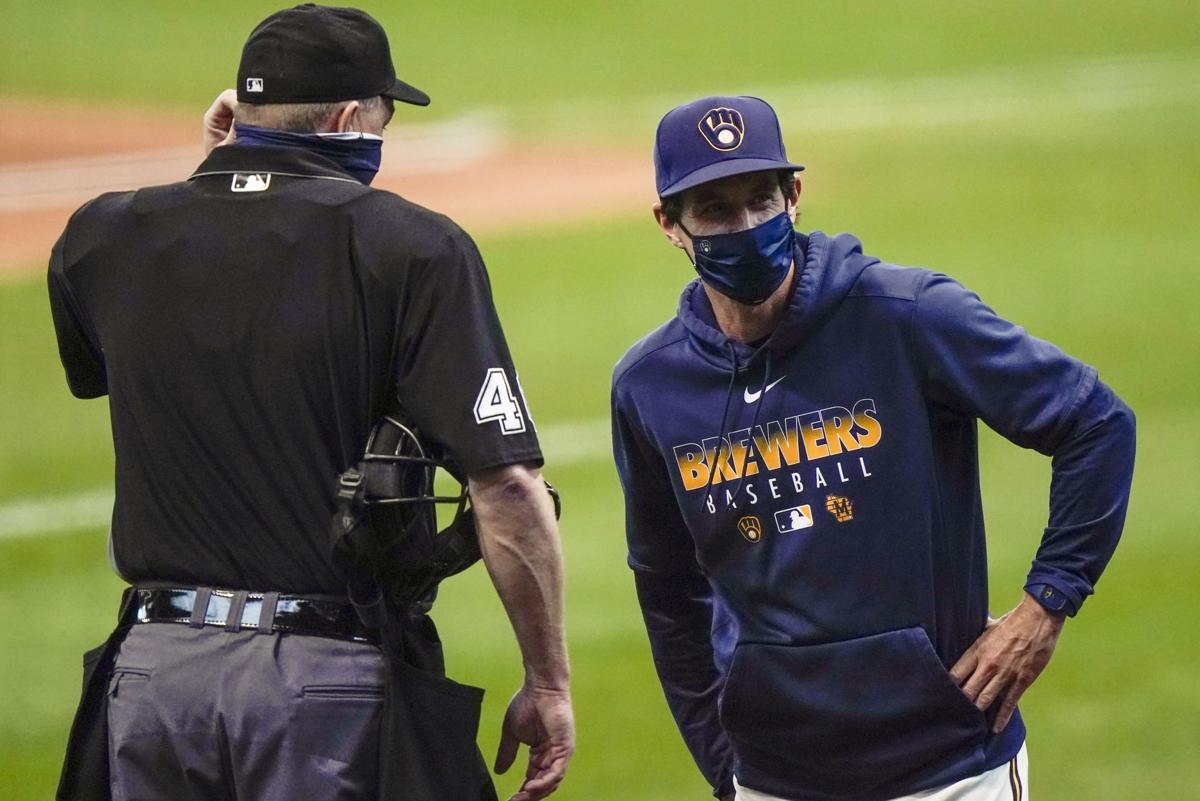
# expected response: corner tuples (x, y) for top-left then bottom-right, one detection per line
(653, 202), (687, 251)
(332, 100), (362, 133)
(787, 175), (802, 224)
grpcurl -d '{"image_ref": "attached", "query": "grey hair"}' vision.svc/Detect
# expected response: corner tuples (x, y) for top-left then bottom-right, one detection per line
(235, 95), (386, 133)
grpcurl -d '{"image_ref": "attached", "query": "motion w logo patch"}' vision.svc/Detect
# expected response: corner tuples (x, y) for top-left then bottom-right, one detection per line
(825, 495), (854, 523)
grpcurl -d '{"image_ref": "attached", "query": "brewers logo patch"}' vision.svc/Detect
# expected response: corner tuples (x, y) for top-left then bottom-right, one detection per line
(825, 495), (854, 523)
(737, 515), (763, 543)
(698, 107), (745, 152)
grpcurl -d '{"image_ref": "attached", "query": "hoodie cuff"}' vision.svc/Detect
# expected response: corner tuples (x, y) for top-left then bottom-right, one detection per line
(713, 775), (735, 799)
(1024, 570), (1083, 617)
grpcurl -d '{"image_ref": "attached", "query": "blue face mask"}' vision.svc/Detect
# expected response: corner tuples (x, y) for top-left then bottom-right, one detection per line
(233, 122), (383, 185)
(680, 210), (796, 305)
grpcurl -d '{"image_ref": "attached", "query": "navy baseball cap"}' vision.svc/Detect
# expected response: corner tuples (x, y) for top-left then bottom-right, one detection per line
(654, 96), (803, 197)
(237, 4), (430, 106)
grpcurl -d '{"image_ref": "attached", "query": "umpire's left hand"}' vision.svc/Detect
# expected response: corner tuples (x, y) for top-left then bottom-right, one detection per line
(495, 684), (575, 801)
(949, 591), (1066, 733)
(203, 89), (238, 154)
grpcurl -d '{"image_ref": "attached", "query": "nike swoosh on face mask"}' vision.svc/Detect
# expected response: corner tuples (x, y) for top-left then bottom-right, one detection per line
(744, 375), (787, 404)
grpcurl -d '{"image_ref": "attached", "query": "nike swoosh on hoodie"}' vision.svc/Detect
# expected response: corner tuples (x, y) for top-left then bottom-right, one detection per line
(744, 375), (787, 403)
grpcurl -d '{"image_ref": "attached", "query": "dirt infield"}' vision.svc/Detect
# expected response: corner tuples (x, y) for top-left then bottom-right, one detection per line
(0, 98), (653, 277)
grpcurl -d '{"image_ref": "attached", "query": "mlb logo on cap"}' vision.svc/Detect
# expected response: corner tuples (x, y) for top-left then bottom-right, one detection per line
(246, 77), (264, 93)
(654, 95), (804, 197)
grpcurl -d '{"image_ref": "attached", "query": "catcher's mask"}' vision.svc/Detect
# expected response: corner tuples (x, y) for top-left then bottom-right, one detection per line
(332, 416), (473, 619)
(359, 415), (468, 551)
(332, 416), (561, 624)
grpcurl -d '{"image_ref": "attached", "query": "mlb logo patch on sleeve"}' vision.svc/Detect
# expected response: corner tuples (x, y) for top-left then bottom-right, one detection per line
(231, 173), (272, 193)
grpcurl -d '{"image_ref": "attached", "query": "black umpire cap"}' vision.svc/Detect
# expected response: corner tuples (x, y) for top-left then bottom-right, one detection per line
(237, 3), (430, 106)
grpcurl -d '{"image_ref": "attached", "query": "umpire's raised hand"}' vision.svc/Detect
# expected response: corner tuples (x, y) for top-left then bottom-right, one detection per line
(201, 89), (239, 154)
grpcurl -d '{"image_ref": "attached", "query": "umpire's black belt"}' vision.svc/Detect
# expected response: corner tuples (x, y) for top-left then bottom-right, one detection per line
(134, 588), (380, 645)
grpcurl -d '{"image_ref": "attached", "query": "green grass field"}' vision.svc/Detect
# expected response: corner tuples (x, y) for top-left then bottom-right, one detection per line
(3, 2), (1199, 799)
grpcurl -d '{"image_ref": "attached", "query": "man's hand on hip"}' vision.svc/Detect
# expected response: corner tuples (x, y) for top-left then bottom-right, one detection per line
(495, 684), (574, 801)
(949, 592), (1065, 733)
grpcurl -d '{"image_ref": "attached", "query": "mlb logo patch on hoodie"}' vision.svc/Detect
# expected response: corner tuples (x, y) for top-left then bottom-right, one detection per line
(775, 504), (814, 533)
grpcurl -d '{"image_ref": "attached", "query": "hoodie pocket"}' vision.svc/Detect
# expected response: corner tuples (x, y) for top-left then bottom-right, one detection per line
(719, 626), (987, 797)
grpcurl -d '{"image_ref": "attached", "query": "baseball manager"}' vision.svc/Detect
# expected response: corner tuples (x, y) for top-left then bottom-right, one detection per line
(611, 96), (1135, 800)
(49, 5), (572, 800)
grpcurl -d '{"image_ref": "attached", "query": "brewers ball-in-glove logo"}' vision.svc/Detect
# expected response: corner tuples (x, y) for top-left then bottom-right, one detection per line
(737, 515), (763, 543)
(698, 107), (745, 152)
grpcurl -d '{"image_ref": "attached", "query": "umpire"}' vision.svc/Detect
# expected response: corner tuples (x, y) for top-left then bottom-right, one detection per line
(48, 5), (573, 801)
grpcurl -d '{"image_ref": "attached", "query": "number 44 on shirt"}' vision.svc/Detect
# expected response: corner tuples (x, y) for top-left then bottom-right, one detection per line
(473, 368), (532, 435)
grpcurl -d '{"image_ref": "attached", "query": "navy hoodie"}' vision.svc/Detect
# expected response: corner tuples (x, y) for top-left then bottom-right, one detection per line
(611, 231), (1135, 800)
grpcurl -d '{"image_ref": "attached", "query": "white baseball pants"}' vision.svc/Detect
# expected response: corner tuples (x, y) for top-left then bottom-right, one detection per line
(734, 742), (1028, 801)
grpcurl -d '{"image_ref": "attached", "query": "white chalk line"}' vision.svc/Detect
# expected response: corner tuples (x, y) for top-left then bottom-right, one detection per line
(529, 51), (1200, 135)
(5, 51), (1195, 538)
(756, 51), (1200, 132)
(3, 51), (1195, 215)
(0, 417), (612, 541)
(0, 111), (505, 213)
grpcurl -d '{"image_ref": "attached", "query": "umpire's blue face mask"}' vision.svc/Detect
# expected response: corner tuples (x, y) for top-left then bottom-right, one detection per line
(233, 122), (384, 185)
(678, 210), (796, 305)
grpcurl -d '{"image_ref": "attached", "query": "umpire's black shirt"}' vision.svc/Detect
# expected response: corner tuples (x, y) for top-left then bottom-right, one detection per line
(48, 145), (542, 593)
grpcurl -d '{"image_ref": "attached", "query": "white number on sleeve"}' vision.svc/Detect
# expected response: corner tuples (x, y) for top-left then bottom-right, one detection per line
(514, 373), (536, 431)
(473, 368), (526, 434)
